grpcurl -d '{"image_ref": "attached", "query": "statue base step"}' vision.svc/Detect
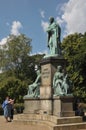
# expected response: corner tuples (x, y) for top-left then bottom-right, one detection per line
(14, 113), (86, 130)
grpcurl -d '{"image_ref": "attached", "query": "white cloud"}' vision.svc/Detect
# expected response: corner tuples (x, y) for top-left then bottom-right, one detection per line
(0, 21), (22, 46)
(30, 49), (48, 56)
(60, 0), (86, 35)
(56, 17), (64, 26)
(0, 37), (8, 46)
(11, 21), (22, 35)
(38, 49), (48, 55)
(40, 10), (45, 18)
(41, 20), (49, 32)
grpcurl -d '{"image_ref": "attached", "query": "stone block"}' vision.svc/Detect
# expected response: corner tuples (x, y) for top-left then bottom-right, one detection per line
(53, 96), (75, 117)
(23, 98), (40, 114)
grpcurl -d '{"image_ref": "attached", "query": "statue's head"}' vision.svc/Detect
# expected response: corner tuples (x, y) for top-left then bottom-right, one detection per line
(49, 17), (54, 24)
(57, 65), (62, 72)
(36, 69), (40, 75)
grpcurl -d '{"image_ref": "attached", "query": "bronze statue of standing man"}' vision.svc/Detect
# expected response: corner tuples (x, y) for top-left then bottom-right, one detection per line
(46, 17), (61, 56)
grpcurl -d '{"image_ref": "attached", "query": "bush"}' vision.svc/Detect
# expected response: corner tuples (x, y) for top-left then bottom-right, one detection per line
(0, 104), (3, 115)
(14, 103), (24, 114)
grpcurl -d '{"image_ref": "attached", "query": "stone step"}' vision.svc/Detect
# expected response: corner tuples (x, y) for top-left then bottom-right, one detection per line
(13, 119), (55, 130)
(16, 114), (83, 125)
(44, 122), (86, 130)
(78, 129), (86, 130)
(13, 119), (86, 130)
(54, 122), (86, 130)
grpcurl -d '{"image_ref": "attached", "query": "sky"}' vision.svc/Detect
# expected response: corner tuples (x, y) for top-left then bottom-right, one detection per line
(0, 0), (86, 55)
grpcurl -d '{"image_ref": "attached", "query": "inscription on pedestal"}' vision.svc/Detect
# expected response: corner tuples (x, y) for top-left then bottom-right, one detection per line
(42, 68), (50, 79)
(41, 64), (51, 86)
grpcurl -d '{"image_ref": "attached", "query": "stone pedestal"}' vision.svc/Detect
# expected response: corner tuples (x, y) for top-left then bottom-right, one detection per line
(53, 96), (75, 117)
(23, 96), (74, 117)
(23, 56), (74, 117)
(40, 98), (53, 114)
(40, 56), (66, 98)
(23, 97), (40, 114)
(39, 56), (67, 114)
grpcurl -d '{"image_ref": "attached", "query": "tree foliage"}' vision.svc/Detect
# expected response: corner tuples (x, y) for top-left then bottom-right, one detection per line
(0, 75), (28, 103)
(62, 32), (86, 99)
(0, 34), (32, 103)
(0, 34), (32, 72)
(0, 34), (44, 103)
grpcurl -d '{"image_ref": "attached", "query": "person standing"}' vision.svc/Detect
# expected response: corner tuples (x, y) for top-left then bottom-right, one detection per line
(2, 96), (14, 122)
(10, 98), (14, 121)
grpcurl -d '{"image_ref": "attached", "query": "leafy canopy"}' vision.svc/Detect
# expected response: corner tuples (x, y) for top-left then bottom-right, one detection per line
(0, 34), (32, 102)
(62, 32), (86, 99)
(0, 34), (44, 103)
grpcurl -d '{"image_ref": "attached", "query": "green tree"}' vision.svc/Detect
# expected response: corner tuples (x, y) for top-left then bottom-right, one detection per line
(0, 34), (33, 103)
(0, 75), (28, 103)
(0, 34), (44, 103)
(0, 34), (31, 72)
(62, 32), (86, 99)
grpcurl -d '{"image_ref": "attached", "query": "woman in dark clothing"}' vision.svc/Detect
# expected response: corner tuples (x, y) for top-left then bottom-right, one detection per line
(2, 97), (14, 122)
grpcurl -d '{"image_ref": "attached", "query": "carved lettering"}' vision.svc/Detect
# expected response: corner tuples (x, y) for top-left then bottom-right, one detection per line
(42, 67), (50, 79)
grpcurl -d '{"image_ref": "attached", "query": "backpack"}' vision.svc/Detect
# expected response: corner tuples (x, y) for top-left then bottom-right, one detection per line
(2, 101), (6, 109)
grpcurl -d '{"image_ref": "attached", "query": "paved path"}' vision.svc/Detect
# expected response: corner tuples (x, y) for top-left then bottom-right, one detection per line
(0, 115), (50, 130)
